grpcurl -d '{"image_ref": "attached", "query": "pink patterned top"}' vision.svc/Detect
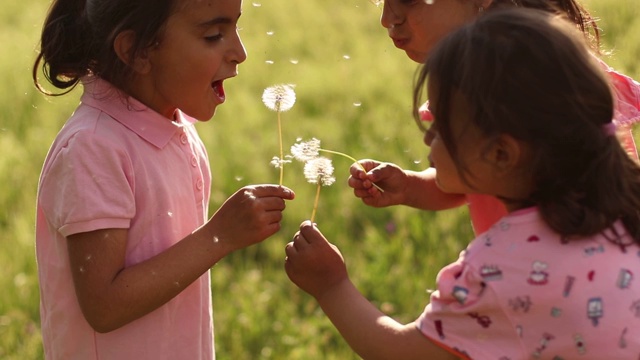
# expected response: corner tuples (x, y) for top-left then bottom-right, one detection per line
(416, 208), (640, 359)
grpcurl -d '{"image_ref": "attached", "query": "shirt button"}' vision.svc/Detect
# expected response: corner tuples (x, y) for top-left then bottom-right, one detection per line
(191, 156), (198, 167)
(180, 133), (188, 144)
(196, 179), (203, 190)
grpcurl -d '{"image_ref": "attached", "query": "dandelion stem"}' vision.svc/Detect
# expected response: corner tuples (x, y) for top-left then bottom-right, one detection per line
(318, 149), (384, 192)
(277, 111), (284, 186)
(311, 181), (321, 223)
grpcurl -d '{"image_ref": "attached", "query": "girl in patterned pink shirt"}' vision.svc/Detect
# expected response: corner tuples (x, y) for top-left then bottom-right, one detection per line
(285, 8), (640, 359)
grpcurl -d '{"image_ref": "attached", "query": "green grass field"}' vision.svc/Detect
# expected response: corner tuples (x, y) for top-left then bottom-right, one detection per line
(1, 0), (638, 358)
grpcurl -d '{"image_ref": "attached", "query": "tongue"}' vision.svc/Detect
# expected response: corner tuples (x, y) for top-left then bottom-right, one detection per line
(213, 81), (225, 100)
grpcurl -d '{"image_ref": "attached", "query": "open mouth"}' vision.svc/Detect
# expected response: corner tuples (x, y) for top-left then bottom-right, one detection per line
(211, 80), (225, 101)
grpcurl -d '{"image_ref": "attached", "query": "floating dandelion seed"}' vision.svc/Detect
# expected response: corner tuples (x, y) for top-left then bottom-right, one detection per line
(304, 157), (335, 223)
(263, 84), (297, 185)
(290, 138), (384, 192)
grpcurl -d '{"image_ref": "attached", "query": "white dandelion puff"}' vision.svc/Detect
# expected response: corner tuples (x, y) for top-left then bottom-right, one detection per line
(304, 157), (335, 223)
(291, 138), (321, 162)
(262, 84), (296, 112)
(262, 84), (297, 185)
(304, 157), (335, 186)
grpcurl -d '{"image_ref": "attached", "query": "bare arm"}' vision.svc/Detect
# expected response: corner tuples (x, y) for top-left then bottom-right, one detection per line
(349, 161), (466, 210)
(69, 184), (294, 332)
(285, 222), (459, 360)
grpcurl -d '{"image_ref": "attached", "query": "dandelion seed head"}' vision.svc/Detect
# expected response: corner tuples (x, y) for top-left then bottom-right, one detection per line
(262, 84), (296, 112)
(291, 138), (321, 162)
(304, 157), (335, 186)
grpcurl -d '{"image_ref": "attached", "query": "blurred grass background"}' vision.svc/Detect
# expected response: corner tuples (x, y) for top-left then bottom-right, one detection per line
(0, 0), (638, 358)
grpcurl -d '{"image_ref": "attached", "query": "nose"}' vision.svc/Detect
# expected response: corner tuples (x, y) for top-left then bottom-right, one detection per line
(423, 127), (436, 147)
(380, 1), (404, 29)
(229, 31), (248, 65)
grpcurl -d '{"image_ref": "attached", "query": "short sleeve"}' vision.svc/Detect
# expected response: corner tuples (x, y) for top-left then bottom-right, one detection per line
(39, 130), (135, 237)
(416, 256), (523, 359)
(608, 68), (640, 126)
(419, 101), (434, 122)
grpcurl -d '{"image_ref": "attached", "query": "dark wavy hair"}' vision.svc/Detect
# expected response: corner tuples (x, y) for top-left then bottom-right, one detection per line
(32, 0), (175, 95)
(490, 0), (602, 52)
(413, 8), (640, 242)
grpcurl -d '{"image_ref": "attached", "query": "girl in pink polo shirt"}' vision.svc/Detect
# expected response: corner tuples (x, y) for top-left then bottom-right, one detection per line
(33, 0), (294, 359)
(285, 9), (640, 359)
(349, 0), (640, 235)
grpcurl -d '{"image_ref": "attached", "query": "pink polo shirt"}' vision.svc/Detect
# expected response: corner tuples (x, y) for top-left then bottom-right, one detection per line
(36, 78), (214, 359)
(416, 208), (640, 359)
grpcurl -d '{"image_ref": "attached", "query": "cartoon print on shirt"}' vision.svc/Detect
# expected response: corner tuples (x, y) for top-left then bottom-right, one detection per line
(468, 312), (492, 328)
(532, 332), (555, 358)
(587, 297), (603, 326)
(452, 285), (469, 304)
(508, 296), (532, 313)
(619, 327), (628, 349)
(498, 220), (510, 231)
(584, 244), (604, 257)
(550, 307), (562, 318)
(527, 235), (540, 243)
(480, 264), (503, 281)
(527, 261), (549, 285)
(617, 268), (633, 289)
(574, 333), (587, 354)
(483, 233), (492, 247)
(563, 276), (575, 297)
(434, 319), (445, 339)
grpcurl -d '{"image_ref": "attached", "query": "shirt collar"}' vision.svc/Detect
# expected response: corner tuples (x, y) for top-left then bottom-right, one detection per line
(80, 77), (195, 149)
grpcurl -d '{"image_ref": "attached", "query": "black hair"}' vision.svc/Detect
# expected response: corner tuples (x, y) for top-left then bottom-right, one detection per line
(413, 8), (640, 242)
(33, 0), (175, 95)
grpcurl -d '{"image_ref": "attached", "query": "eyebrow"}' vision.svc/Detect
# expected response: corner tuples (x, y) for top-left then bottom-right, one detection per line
(197, 12), (241, 28)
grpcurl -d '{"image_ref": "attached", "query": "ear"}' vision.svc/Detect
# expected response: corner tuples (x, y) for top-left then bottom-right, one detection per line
(483, 134), (524, 173)
(113, 30), (151, 74)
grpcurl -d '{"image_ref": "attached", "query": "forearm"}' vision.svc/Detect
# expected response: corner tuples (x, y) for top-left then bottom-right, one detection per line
(71, 224), (232, 332)
(402, 168), (466, 210)
(316, 279), (451, 360)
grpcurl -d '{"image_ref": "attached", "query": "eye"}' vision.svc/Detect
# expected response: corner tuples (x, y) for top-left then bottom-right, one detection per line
(204, 33), (223, 42)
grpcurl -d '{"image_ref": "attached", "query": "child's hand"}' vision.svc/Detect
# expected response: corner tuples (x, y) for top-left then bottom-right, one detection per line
(284, 221), (348, 300)
(209, 184), (295, 251)
(348, 160), (408, 208)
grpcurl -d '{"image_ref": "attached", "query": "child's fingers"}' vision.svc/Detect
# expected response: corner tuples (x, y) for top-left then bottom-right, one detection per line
(299, 221), (325, 244)
(251, 184), (296, 200)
